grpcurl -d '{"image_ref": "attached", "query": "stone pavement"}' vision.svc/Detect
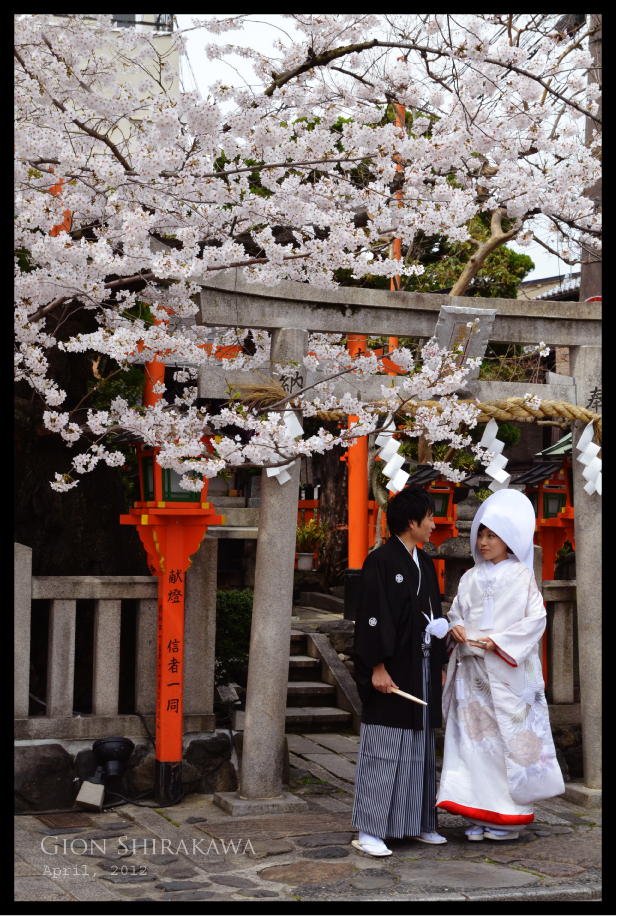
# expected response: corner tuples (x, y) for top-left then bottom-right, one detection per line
(14, 729), (601, 903)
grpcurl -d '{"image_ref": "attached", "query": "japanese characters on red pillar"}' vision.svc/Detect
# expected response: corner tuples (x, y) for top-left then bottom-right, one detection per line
(160, 562), (183, 762)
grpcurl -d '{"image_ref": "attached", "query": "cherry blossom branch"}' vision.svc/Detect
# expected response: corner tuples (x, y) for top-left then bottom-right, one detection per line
(256, 351), (394, 414)
(26, 154), (376, 182)
(14, 47), (134, 173)
(263, 38), (602, 125)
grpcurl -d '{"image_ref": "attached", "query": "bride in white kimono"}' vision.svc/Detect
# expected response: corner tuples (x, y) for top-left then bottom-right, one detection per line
(436, 489), (565, 840)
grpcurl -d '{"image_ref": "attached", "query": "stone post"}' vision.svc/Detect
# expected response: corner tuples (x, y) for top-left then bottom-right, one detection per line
(47, 600), (77, 717)
(135, 598), (157, 714)
(548, 598), (576, 705)
(569, 345), (602, 794)
(14, 543), (32, 719)
(184, 535), (217, 723)
(214, 328), (309, 814)
(242, 540), (257, 588)
(533, 544), (544, 666)
(92, 599), (122, 716)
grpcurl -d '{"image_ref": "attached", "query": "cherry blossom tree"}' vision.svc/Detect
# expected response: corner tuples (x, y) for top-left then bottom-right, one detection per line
(14, 14), (601, 494)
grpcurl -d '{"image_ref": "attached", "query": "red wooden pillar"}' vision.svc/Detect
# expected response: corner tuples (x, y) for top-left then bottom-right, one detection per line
(49, 174), (72, 237)
(346, 335), (369, 568)
(347, 416), (369, 568)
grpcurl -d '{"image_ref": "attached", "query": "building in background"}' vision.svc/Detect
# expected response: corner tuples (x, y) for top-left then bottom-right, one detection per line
(518, 272), (581, 302)
(50, 14), (180, 97)
(518, 273), (581, 377)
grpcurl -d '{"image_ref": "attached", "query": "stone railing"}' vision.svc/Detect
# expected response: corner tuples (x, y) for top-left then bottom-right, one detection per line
(14, 542), (218, 741)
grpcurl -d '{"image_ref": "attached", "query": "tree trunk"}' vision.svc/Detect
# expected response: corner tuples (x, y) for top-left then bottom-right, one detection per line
(418, 435), (433, 465)
(449, 209), (518, 297)
(317, 424), (348, 586)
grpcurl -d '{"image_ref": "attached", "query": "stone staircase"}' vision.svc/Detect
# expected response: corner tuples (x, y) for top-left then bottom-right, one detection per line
(286, 630), (352, 732)
(209, 496), (259, 541)
(233, 630), (353, 733)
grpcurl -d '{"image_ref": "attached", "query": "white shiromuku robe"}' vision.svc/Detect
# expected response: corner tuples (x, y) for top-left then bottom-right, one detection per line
(436, 558), (565, 827)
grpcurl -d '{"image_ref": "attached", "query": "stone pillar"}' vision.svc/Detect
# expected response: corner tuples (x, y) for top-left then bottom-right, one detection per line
(14, 543), (32, 719)
(533, 544), (544, 666)
(92, 599), (122, 716)
(229, 328), (309, 810)
(184, 535), (218, 720)
(570, 345), (602, 790)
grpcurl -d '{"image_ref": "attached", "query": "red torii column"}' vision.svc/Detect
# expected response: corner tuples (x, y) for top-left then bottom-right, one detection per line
(120, 351), (223, 804)
(49, 174), (73, 237)
(346, 335), (369, 568)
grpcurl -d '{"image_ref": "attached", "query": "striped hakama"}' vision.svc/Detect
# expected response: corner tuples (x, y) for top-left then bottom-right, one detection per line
(351, 639), (437, 839)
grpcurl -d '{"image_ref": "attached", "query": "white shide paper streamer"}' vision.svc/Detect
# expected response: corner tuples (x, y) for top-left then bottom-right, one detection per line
(575, 420), (602, 496)
(479, 418), (511, 492)
(375, 415), (410, 493)
(266, 410), (303, 485)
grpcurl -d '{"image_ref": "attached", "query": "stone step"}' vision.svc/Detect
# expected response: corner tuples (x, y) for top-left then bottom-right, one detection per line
(286, 680), (336, 707)
(290, 632), (307, 656)
(299, 591), (345, 614)
(233, 706), (351, 732)
(212, 507), (260, 527)
(210, 496), (246, 508)
(235, 706), (351, 732)
(207, 526), (258, 540)
(288, 655), (322, 681)
(284, 706), (352, 733)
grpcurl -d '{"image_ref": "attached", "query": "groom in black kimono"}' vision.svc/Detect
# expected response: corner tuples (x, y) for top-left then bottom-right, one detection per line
(351, 485), (449, 856)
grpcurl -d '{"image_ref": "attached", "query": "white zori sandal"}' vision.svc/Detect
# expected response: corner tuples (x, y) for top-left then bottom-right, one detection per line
(465, 826), (485, 841)
(483, 827), (520, 840)
(351, 832), (393, 857)
(411, 832), (447, 844)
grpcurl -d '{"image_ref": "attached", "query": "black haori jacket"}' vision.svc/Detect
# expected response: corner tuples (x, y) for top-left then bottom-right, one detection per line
(353, 536), (448, 730)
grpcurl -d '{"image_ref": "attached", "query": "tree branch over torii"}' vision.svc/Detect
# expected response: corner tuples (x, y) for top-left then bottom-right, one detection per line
(14, 14), (601, 492)
(263, 36), (602, 126)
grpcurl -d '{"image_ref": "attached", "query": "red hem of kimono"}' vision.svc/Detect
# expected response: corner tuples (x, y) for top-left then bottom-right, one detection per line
(435, 800), (534, 825)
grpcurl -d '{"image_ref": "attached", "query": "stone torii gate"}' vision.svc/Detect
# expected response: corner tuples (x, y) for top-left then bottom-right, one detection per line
(193, 268), (601, 813)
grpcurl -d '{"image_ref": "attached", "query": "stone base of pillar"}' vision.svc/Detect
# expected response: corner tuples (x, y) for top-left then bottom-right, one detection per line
(213, 789), (308, 817)
(562, 783), (602, 809)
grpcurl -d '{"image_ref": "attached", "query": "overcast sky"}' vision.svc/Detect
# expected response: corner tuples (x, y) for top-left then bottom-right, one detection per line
(176, 14), (577, 284)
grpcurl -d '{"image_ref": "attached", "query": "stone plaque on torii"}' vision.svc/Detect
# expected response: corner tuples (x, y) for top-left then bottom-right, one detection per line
(428, 304), (497, 395)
